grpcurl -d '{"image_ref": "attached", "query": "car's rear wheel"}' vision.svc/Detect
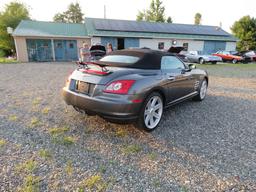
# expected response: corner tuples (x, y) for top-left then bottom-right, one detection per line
(136, 92), (163, 131)
(199, 58), (205, 64)
(193, 79), (208, 101)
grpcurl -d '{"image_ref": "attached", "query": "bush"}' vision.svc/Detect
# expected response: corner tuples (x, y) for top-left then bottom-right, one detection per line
(0, 49), (6, 57)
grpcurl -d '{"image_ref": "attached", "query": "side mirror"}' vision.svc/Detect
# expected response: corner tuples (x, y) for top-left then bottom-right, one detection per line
(188, 64), (196, 70)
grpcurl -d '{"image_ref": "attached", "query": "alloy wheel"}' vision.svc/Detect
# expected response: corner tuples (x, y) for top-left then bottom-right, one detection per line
(200, 80), (207, 99)
(144, 95), (163, 129)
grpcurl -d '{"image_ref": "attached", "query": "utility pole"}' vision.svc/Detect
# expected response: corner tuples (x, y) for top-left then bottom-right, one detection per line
(104, 5), (106, 19)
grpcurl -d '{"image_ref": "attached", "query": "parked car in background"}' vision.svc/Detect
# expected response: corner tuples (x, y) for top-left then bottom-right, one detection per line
(63, 49), (208, 131)
(186, 51), (222, 64)
(90, 44), (106, 60)
(239, 50), (256, 62)
(212, 51), (246, 64)
(167, 46), (188, 62)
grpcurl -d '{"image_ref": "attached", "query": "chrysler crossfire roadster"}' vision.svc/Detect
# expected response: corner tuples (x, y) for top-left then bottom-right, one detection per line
(62, 49), (208, 131)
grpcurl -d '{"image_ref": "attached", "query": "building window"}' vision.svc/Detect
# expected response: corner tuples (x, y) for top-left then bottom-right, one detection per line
(183, 43), (188, 51)
(69, 43), (74, 48)
(158, 42), (164, 50)
(57, 43), (62, 48)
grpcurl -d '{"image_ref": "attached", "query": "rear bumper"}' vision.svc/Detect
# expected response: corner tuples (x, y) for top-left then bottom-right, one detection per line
(62, 87), (141, 121)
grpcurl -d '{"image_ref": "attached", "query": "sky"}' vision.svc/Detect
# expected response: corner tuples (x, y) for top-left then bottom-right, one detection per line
(0, 0), (256, 32)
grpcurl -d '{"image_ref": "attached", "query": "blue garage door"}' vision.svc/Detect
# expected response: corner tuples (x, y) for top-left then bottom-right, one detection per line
(26, 39), (53, 62)
(124, 38), (139, 49)
(101, 37), (117, 50)
(203, 41), (226, 54)
(54, 40), (78, 61)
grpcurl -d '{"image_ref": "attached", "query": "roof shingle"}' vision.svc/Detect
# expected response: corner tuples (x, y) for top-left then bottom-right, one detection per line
(13, 20), (87, 37)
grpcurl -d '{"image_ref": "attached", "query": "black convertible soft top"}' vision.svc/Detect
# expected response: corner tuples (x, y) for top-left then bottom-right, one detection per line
(96, 49), (173, 69)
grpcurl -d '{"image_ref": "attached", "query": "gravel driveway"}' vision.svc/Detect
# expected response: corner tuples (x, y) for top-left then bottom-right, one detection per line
(0, 62), (255, 191)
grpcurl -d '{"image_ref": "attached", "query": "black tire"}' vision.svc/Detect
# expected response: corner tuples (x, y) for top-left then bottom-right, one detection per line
(135, 92), (163, 131)
(232, 59), (238, 64)
(211, 61), (217, 64)
(199, 58), (205, 64)
(193, 79), (208, 101)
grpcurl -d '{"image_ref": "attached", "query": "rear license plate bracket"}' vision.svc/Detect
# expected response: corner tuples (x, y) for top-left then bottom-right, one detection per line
(76, 81), (89, 94)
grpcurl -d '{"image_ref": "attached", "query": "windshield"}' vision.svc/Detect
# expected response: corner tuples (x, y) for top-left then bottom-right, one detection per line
(100, 55), (140, 64)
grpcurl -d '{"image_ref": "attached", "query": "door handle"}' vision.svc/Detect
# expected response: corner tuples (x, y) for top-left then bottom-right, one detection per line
(168, 76), (175, 80)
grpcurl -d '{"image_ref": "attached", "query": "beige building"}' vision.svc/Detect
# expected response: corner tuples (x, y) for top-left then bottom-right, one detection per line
(13, 18), (237, 62)
(13, 20), (90, 62)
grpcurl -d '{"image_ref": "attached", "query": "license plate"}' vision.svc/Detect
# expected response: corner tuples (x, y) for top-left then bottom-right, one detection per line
(76, 81), (89, 94)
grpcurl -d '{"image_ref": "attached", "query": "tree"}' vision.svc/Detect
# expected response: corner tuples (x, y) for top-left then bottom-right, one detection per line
(194, 13), (202, 25)
(136, 0), (166, 23)
(53, 3), (84, 23)
(0, 2), (30, 56)
(166, 16), (173, 23)
(231, 16), (256, 51)
(53, 13), (66, 23)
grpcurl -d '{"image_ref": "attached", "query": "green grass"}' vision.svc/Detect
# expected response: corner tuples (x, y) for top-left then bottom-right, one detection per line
(147, 152), (157, 160)
(49, 127), (70, 136)
(197, 62), (256, 68)
(32, 98), (41, 106)
(9, 115), (18, 121)
(83, 175), (107, 191)
(121, 144), (142, 155)
(29, 117), (40, 128)
(19, 175), (40, 192)
(62, 136), (76, 146)
(196, 62), (256, 78)
(16, 159), (38, 173)
(0, 139), (7, 148)
(65, 160), (73, 176)
(41, 107), (50, 114)
(38, 149), (52, 159)
(0, 57), (18, 64)
(115, 128), (128, 137)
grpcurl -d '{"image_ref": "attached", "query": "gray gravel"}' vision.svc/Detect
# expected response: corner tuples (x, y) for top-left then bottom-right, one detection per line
(0, 62), (255, 191)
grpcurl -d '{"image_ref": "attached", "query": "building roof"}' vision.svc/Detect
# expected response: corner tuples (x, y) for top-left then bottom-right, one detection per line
(85, 18), (237, 42)
(13, 18), (237, 42)
(13, 20), (88, 37)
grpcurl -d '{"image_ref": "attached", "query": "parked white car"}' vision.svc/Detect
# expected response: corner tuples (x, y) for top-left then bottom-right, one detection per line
(186, 51), (222, 64)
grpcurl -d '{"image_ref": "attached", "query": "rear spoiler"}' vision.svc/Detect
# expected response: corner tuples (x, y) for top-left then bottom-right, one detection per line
(76, 61), (111, 76)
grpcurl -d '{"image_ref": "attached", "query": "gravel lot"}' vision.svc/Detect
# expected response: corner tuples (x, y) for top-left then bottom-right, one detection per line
(0, 62), (255, 191)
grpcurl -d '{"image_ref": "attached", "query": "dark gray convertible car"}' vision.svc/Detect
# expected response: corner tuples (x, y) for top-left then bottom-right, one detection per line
(63, 49), (208, 131)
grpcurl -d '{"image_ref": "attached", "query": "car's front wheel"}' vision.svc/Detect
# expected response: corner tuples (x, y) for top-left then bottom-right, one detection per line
(136, 92), (163, 131)
(193, 79), (208, 101)
(232, 59), (238, 64)
(199, 58), (205, 64)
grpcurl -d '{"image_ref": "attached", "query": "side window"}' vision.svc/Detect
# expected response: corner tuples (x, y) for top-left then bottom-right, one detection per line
(161, 56), (185, 70)
(158, 42), (164, 50)
(183, 43), (188, 51)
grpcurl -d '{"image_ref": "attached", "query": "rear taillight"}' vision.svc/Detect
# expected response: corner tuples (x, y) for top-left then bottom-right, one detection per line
(104, 80), (135, 94)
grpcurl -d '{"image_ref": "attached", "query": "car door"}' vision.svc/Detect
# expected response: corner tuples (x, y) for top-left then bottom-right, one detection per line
(161, 56), (196, 103)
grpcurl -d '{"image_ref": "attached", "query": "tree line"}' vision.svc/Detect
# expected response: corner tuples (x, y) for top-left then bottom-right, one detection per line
(0, 0), (255, 56)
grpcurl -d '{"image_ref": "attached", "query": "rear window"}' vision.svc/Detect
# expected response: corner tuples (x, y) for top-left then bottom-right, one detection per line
(100, 55), (140, 64)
